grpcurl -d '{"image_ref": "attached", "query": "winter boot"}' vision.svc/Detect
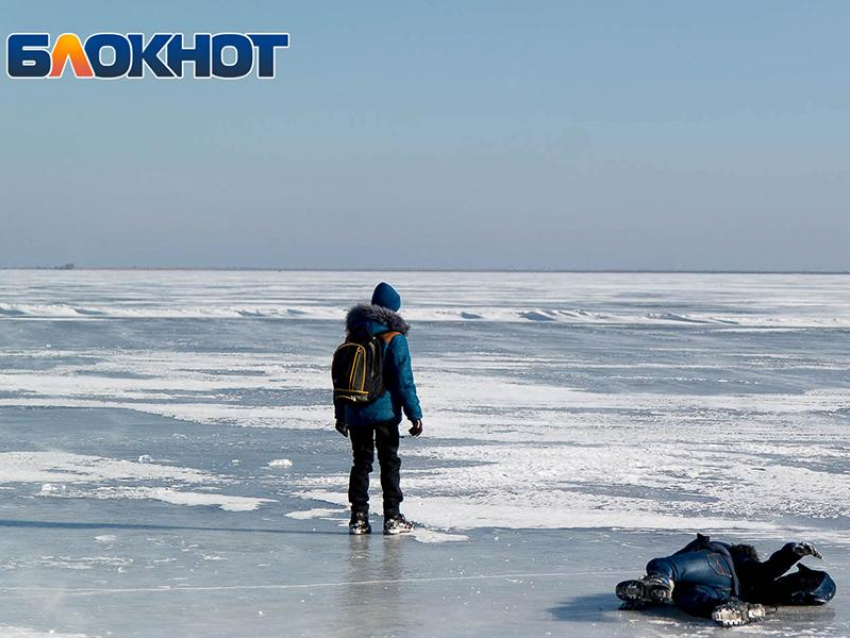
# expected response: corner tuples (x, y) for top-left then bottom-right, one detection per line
(616, 574), (674, 608)
(711, 600), (766, 627)
(383, 513), (414, 535)
(349, 511), (371, 535)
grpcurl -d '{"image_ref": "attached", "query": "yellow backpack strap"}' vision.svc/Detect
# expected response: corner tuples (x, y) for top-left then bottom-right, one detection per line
(380, 331), (401, 345)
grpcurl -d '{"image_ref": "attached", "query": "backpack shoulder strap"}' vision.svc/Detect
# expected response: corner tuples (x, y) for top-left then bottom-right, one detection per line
(379, 331), (401, 345)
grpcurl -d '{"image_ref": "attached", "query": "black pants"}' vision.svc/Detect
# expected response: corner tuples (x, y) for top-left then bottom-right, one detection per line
(348, 421), (402, 517)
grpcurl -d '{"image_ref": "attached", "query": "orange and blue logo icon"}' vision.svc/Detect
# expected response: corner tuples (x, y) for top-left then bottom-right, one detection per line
(6, 33), (289, 79)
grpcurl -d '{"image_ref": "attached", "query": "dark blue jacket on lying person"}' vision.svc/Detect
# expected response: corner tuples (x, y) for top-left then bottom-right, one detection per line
(334, 303), (422, 427)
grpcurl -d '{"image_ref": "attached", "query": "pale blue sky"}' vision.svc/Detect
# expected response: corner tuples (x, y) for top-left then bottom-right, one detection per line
(1, 1), (848, 270)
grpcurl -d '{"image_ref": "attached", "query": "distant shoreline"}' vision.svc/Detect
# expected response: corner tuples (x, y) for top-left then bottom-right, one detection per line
(1, 267), (848, 275)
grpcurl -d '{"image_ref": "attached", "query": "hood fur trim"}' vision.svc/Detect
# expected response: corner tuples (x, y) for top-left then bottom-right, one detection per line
(346, 304), (410, 335)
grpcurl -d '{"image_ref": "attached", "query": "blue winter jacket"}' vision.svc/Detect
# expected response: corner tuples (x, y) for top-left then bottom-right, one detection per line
(334, 304), (423, 427)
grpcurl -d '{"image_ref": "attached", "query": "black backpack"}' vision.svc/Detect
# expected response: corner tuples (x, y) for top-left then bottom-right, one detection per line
(332, 331), (400, 405)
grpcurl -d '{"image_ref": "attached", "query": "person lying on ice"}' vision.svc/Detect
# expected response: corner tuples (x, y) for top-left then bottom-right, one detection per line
(616, 533), (836, 627)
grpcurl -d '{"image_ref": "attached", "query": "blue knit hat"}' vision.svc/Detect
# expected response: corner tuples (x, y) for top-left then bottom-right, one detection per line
(371, 282), (401, 312)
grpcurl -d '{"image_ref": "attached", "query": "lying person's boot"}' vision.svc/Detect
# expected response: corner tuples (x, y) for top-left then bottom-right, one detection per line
(711, 599), (766, 627)
(383, 513), (414, 535)
(349, 511), (371, 535)
(616, 574), (674, 607)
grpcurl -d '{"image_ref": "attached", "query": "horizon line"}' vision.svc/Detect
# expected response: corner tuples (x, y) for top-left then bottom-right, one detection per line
(1, 266), (849, 275)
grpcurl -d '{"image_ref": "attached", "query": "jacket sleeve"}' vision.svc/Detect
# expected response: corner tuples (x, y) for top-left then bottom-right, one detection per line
(753, 543), (803, 581)
(386, 334), (423, 421)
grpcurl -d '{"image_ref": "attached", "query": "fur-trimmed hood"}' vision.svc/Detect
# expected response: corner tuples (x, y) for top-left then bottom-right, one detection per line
(345, 303), (410, 336)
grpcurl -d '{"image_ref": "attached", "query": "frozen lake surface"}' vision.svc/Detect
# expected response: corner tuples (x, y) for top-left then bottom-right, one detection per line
(0, 270), (847, 636)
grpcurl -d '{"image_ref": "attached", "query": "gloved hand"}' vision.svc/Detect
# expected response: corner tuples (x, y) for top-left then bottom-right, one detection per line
(335, 420), (349, 438)
(791, 542), (822, 559)
(408, 419), (423, 437)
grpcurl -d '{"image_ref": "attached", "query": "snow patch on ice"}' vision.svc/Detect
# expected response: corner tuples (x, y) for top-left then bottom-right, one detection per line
(410, 528), (469, 543)
(40, 483), (67, 495)
(0, 452), (218, 485)
(295, 490), (777, 534)
(1, 452), (272, 512)
(71, 487), (276, 512)
(2, 299), (849, 327)
(285, 508), (347, 520)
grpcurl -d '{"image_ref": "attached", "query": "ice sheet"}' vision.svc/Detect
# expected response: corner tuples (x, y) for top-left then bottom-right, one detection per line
(0, 270), (847, 636)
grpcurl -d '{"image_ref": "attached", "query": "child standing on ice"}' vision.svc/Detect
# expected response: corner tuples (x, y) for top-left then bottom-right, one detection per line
(332, 282), (423, 535)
